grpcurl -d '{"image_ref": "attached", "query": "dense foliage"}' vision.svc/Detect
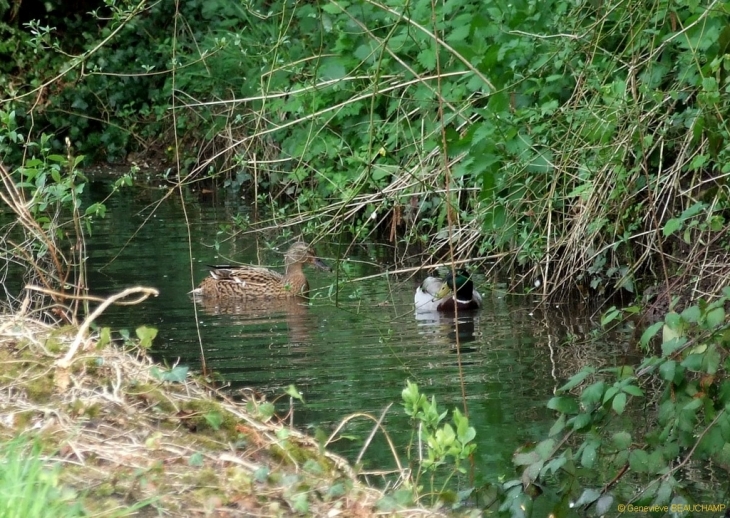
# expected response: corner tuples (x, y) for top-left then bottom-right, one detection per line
(3, 0), (730, 298)
(2, 0), (730, 515)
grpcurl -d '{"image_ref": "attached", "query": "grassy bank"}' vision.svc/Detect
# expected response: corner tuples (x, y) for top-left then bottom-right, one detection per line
(0, 310), (447, 517)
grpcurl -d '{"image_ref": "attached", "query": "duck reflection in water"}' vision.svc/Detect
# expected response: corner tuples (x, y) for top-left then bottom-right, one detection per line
(193, 294), (316, 347)
(415, 311), (479, 352)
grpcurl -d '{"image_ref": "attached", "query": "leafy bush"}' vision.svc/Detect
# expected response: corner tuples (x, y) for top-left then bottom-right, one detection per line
(506, 292), (730, 516)
(5, 0), (730, 300)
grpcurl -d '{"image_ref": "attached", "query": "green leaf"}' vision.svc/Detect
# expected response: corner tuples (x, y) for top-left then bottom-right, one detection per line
(204, 411), (222, 431)
(629, 449), (649, 473)
(646, 450), (666, 474)
(681, 353), (704, 371)
(568, 413), (593, 432)
(558, 367), (594, 392)
(603, 386), (619, 404)
(580, 381), (606, 406)
(601, 306), (620, 327)
(97, 327), (112, 349)
(188, 452), (204, 466)
(681, 305), (701, 322)
(321, 3), (342, 14)
(547, 396), (579, 414)
(621, 384), (644, 397)
(612, 431), (632, 450)
(662, 337), (687, 356)
(544, 455), (567, 475)
(290, 492), (309, 514)
(514, 451), (540, 466)
(697, 426), (725, 457)
(166, 365), (189, 382)
(318, 58), (347, 80)
(135, 325), (158, 349)
(285, 385), (304, 402)
(659, 361), (677, 381)
(257, 402), (275, 421)
(596, 495), (614, 515)
(574, 488), (601, 506)
(548, 414), (566, 437)
(663, 218), (682, 236)
(417, 48), (436, 70)
(612, 392), (627, 414)
(654, 479), (673, 505)
(706, 306), (725, 328)
(640, 322), (663, 347)
(581, 440), (598, 468)
(84, 202), (107, 218)
(703, 344), (721, 374)
(535, 439), (555, 460)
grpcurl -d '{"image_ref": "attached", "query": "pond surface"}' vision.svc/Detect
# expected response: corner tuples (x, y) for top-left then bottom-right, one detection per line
(83, 178), (624, 492)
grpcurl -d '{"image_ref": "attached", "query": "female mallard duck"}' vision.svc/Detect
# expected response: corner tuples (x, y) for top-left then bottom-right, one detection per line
(414, 269), (482, 313)
(192, 242), (331, 300)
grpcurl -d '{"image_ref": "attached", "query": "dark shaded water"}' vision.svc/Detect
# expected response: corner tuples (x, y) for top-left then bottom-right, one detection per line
(83, 179), (620, 488)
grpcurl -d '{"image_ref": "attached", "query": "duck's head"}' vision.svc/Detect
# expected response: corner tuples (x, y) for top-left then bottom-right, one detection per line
(285, 242), (332, 271)
(435, 269), (474, 299)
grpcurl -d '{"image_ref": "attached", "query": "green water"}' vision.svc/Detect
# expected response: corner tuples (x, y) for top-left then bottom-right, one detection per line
(82, 178), (603, 487)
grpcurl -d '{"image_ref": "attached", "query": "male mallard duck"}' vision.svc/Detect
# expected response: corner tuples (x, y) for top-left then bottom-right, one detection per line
(414, 269), (482, 313)
(192, 242), (331, 300)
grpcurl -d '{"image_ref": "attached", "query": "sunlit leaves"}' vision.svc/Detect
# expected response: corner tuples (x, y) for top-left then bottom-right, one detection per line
(136, 325), (158, 349)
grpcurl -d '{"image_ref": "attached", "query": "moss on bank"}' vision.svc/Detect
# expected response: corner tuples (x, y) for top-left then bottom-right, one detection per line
(0, 314), (447, 517)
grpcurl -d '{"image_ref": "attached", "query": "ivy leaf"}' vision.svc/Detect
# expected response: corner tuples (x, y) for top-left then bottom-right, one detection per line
(640, 322), (663, 347)
(136, 325), (158, 349)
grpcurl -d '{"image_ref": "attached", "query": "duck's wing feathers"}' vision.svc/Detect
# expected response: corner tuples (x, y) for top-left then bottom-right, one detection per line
(415, 276), (446, 312)
(207, 265), (284, 286)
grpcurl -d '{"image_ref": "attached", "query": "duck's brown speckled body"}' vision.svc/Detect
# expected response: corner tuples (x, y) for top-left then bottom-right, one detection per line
(192, 242), (330, 300)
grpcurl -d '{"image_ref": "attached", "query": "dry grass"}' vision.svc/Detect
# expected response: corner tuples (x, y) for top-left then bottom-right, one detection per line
(0, 310), (447, 517)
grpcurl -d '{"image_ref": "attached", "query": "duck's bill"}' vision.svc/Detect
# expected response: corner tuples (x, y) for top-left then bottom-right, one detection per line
(313, 258), (332, 272)
(434, 284), (451, 299)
